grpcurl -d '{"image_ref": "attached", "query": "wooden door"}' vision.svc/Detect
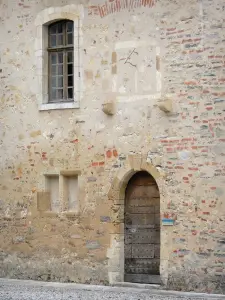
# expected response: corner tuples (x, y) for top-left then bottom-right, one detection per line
(124, 171), (160, 284)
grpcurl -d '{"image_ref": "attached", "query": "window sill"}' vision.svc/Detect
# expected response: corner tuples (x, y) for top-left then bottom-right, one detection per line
(39, 211), (59, 217)
(39, 102), (79, 111)
(39, 211), (79, 218)
(62, 211), (79, 217)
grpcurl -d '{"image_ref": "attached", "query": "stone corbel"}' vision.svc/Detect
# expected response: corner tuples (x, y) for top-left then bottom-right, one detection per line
(157, 96), (173, 113)
(102, 93), (116, 115)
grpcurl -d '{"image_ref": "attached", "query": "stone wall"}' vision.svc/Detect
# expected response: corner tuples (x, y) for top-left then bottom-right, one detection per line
(0, 0), (225, 293)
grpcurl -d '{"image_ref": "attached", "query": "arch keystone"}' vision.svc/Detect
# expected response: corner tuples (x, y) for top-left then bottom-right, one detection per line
(128, 154), (142, 170)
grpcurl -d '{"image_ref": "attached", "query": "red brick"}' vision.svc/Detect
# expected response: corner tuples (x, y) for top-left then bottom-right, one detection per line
(106, 150), (112, 158)
(113, 149), (118, 157)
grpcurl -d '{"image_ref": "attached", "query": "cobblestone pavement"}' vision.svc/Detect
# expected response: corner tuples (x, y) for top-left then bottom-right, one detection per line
(0, 279), (225, 300)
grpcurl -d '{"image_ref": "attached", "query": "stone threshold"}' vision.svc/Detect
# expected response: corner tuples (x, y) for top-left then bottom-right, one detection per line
(111, 282), (161, 290)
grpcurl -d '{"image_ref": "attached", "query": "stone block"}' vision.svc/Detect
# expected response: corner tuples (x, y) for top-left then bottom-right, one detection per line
(113, 198), (124, 205)
(156, 55), (160, 71)
(111, 205), (124, 223)
(108, 188), (120, 202)
(86, 240), (101, 250)
(109, 223), (124, 234)
(116, 167), (134, 183)
(141, 161), (161, 179)
(160, 244), (170, 260)
(13, 236), (25, 244)
(100, 216), (111, 222)
(70, 234), (82, 239)
(108, 264), (123, 272)
(128, 154), (142, 171)
(111, 52), (117, 74)
(108, 271), (123, 284)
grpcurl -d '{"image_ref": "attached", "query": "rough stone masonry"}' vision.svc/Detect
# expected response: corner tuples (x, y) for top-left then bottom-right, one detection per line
(0, 0), (225, 294)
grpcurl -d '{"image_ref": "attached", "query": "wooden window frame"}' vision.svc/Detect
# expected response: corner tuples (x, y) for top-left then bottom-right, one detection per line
(48, 20), (74, 103)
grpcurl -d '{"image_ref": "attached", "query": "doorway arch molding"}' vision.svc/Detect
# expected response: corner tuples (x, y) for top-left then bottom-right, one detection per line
(107, 154), (167, 285)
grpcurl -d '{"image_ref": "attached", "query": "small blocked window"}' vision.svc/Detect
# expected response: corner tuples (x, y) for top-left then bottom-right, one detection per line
(48, 20), (74, 103)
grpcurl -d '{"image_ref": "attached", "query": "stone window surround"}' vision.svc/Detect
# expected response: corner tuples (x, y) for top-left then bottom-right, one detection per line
(107, 154), (168, 285)
(34, 5), (84, 111)
(38, 169), (82, 217)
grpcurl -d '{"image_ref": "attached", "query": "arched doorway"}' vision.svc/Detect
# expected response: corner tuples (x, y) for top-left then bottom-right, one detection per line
(124, 171), (160, 284)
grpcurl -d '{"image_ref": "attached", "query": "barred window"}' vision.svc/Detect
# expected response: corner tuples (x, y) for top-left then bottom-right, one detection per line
(48, 20), (74, 103)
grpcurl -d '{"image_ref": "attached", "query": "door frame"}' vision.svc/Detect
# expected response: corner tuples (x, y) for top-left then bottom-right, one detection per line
(107, 154), (167, 285)
(124, 171), (161, 283)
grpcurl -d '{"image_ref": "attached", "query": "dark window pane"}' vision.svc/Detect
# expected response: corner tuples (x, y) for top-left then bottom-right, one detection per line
(51, 76), (57, 87)
(50, 24), (57, 34)
(51, 65), (57, 75)
(57, 34), (63, 46)
(51, 89), (57, 100)
(67, 21), (73, 32)
(50, 53), (57, 64)
(57, 89), (63, 99)
(50, 35), (56, 47)
(68, 76), (73, 87)
(67, 33), (73, 45)
(67, 52), (73, 63)
(58, 76), (63, 88)
(58, 65), (63, 75)
(68, 88), (73, 99)
(57, 22), (63, 33)
(67, 64), (73, 75)
(58, 52), (63, 64)
(48, 21), (74, 103)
